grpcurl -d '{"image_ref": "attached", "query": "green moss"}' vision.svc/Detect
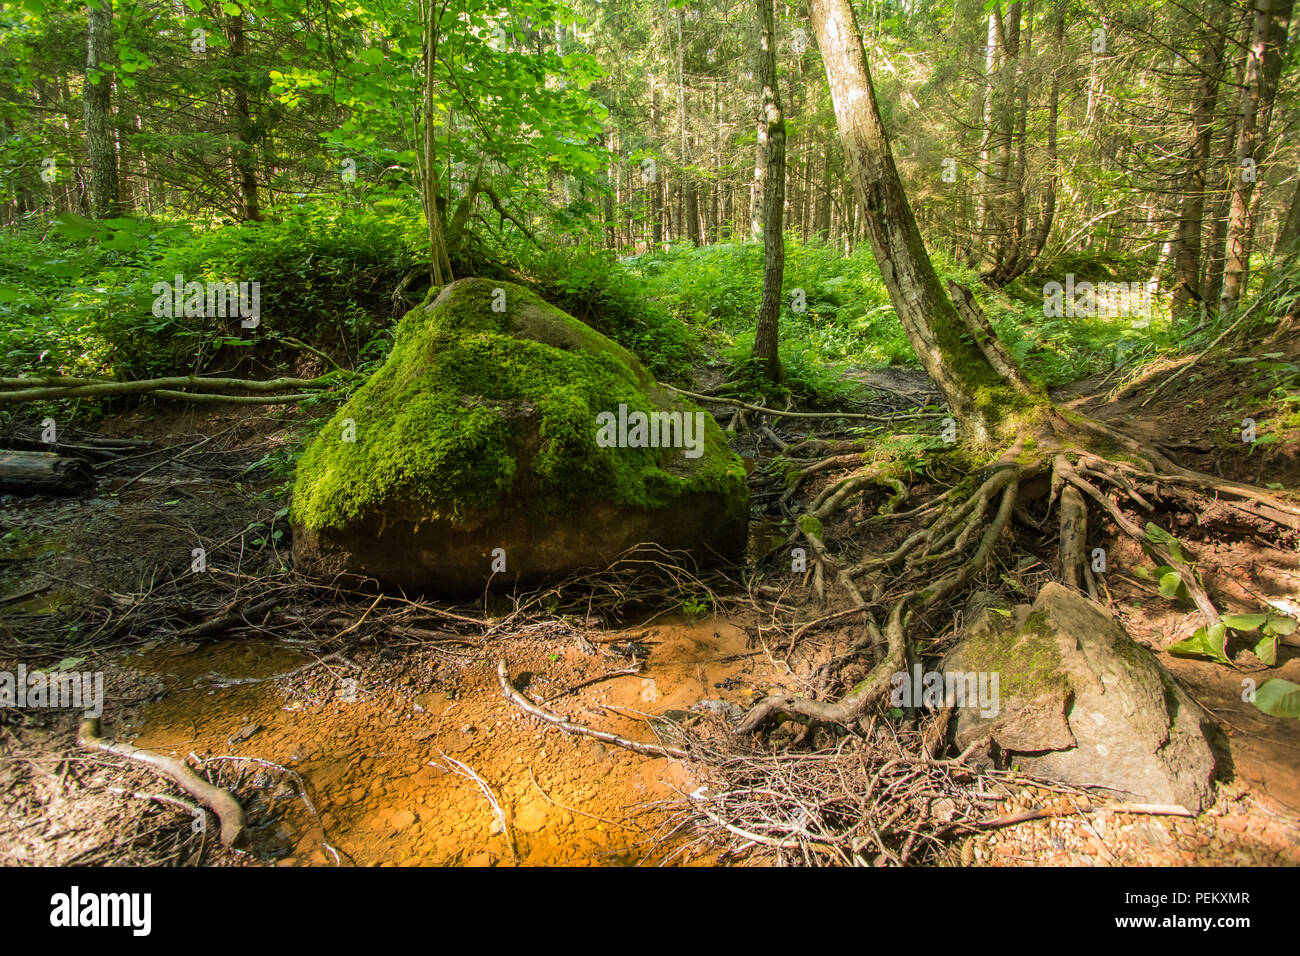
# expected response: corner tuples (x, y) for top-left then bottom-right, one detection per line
(797, 514), (824, 538)
(929, 311), (1045, 436)
(292, 279), (747, 532)
(961, 607), (1070, 701)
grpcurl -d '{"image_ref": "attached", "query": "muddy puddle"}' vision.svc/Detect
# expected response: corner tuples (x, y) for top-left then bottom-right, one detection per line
(115, 616), (775, 866)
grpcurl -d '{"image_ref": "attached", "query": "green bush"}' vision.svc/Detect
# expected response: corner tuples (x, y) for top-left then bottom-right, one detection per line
(507, 244), (699, 380)
(0, 200), (427, 380)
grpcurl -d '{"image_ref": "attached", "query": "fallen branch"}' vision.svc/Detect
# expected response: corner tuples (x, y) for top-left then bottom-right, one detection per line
(0, 450), (94, 495)
(1142, 268), (1286, 406)
(78, 717), (247, 846)
(497, 660), (690, 760)
(173, 595), (282, 641)
(964, 801), (1195, 832)
(0, 373), (345, 404)
(661, 384), (936, 422)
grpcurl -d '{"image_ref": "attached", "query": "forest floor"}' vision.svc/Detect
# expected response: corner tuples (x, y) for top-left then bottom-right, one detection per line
(2, 342), (1299, 866)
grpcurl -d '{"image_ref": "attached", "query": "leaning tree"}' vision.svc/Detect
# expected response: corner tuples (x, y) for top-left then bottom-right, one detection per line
(737, 0), (1300, 733)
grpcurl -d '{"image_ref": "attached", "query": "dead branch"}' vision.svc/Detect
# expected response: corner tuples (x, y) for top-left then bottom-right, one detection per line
(0, 373), (347, 404)
(662, 384), (934, 422)
(78, 717), (247, 846)
(497, 659), (691, 760)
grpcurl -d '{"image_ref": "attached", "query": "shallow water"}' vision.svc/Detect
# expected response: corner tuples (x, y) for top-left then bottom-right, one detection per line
(119, 616), (775, 866)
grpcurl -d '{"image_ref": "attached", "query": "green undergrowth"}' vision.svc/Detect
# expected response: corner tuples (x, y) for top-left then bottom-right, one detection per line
(0, 200), (426, 380)
(629, 236), (1209, 390)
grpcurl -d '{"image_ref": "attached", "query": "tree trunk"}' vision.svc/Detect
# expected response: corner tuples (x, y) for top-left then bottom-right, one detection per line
(751, 0), (785, 381)
(1274, 176), (1300, 253)
(83, 0), (119, 219)
(1010, 0), (1063, 280)
(810, 0), (1033, 441)
(814, 138), (833, 240)
(0, 451), (94, 496)
(1172, 27), (1226, 320)
(1220, 0), (1294, 317)
(419, 0), (452, 285)
(226, 10), (260, 221)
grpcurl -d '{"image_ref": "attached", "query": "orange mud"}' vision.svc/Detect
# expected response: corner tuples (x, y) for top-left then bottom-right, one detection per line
(119, 616), (779, 866)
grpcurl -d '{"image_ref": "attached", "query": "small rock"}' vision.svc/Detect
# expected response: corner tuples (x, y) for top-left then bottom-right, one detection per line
(689, 699), (744, 720)
(513, 801), (548, 834)
(230, 723), (262, 744)
(391, 809), (415, 830)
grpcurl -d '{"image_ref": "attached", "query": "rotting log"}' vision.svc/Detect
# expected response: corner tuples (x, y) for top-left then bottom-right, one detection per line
(0, 450), (94, 495)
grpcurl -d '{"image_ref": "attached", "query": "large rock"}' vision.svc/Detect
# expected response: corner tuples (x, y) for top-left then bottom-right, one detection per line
(944, 583), (1216, 811)
(291, 278), (748, 594)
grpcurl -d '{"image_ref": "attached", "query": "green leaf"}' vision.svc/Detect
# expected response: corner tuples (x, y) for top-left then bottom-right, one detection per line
(53, 212), (99, 240)
(1254, 679), (1300, 719)
(56, 656), (86, 671)
(1253, 635), (1277, 666)
(1144, 522), (1177, 547)
(1158, 571), (1185, 600)
(1168, 631), (1208, 658)
(1170, 623), (1229, 663)
(358, 47), (385, 66)
(1265, 614), (1297, 636)
(1204, 623), (1228, 662)
(1222, 613), (1268, 631)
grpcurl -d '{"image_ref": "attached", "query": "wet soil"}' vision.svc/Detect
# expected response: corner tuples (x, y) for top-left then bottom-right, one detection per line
(2, 351), (1299, 866)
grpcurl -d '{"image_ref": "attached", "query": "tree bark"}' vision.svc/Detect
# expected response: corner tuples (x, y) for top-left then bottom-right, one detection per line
(1274, 176), (1300, 253)
(226, 9), (260, 221)
(1220, 0), (1294, 317)
(1172, 27), (1226, 321)
(83, 0), (119, 219)
(418, 0), (452, 285)
(751, 0), (785, 381)
(0, 451), (94, 496)
(810, 0), (1033, 441)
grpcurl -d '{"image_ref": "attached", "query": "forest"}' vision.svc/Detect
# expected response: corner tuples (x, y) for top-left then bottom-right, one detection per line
(0, 0), (1298, 873)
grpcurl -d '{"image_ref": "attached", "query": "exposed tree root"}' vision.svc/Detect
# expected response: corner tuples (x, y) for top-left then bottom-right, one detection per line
(735, 408), (1298, 736)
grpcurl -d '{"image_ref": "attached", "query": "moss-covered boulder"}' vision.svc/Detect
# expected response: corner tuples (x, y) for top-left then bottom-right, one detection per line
(290, 278), (749, 594)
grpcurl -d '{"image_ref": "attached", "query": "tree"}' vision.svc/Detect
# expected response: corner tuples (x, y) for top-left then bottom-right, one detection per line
(1219, 0), (1295, 317)
(224, 7), (260, 222)
(1171, 23), (1226, 321)
(807, 0), (1033, 443)
(736, 0), (1300, 734)
(749, 0), (784, 382)
(83, 0), (118, 219)
(418, 0), (453, 285)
